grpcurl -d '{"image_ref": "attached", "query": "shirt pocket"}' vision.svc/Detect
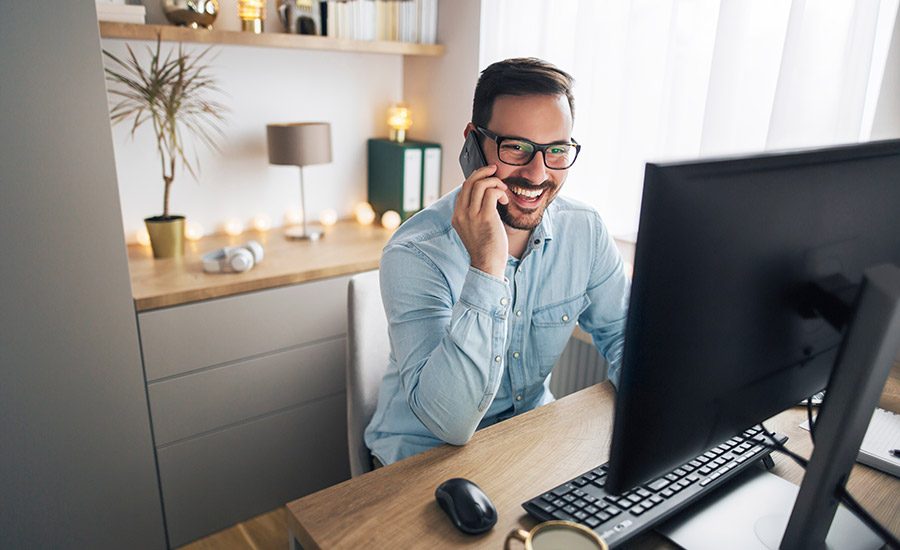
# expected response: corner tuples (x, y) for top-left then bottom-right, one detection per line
(532, 293), (591, 376)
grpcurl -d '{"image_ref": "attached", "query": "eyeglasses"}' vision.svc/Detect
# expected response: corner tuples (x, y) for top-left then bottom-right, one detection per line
(475, 125), (581, 170)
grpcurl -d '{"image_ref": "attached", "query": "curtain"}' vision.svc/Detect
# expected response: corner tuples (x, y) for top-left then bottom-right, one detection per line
(479, 0), (899, 238)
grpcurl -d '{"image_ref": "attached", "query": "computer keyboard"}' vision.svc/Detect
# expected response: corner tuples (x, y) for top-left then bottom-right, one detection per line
(522, 426), (787, 548)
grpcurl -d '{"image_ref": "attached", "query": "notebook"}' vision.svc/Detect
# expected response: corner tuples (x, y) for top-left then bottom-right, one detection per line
(801, 407), (900, 478)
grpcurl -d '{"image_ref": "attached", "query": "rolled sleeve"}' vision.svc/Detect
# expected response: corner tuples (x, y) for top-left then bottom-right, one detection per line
(382, 248), (512, 445)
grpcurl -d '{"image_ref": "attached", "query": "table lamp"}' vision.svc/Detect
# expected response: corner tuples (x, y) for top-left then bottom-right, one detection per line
(267, 122), (332, 240)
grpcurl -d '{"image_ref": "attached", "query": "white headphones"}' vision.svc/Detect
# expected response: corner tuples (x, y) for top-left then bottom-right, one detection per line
(202, 241), (264, 273)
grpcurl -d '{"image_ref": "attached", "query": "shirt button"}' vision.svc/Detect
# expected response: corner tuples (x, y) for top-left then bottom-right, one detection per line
(516, 310), (522, 317)
(494, 355), (501, 362)
(513, 352), (520, 358)
(516, 395), (523, 401)
(500, 298), (508, 306)
(534, 239), (541, 245)
(517, 266), (523, 272)
(562, 315), (569, 322)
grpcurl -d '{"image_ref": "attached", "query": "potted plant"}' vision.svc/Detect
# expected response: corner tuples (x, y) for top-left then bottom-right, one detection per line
(103, 36), (228, 258)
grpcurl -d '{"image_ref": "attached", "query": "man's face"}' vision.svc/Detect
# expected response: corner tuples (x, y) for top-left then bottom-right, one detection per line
(481, 94), (574, 231)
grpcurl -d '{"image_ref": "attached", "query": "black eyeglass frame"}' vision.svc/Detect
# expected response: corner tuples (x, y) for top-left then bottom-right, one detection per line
(474, 125), (581, 170)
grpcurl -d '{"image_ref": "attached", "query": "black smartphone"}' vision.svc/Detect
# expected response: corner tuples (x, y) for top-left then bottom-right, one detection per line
(458, 129), (487, 179)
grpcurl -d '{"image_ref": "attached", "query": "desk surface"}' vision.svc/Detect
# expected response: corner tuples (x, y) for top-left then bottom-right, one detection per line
(126, 221), (394, 311)
(286, 366), (900, 549)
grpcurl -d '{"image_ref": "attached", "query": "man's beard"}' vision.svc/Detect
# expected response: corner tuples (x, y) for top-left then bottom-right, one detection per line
(497, 177), (557, 231)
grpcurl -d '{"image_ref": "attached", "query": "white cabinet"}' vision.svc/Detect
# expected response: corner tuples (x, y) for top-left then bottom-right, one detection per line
(138, 275), (352, 547)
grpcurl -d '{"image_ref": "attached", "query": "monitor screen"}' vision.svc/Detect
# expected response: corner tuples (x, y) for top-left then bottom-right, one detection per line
(606, 139), (900, 495)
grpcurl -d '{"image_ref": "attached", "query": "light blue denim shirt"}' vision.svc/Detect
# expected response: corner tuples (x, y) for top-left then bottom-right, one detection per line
(365, 187), (630, 465)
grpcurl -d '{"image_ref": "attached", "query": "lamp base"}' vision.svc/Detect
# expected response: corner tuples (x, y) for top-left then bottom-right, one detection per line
(285, 225), (323, 241)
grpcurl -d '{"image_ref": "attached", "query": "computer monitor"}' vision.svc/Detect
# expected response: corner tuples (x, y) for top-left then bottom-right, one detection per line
(605, 139), (900, 548)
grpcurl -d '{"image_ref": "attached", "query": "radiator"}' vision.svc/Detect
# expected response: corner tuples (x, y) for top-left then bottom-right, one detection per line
(549, 336), (609, 398)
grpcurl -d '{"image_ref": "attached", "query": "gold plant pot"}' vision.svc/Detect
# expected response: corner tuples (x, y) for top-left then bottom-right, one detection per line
(145, 215), (185, 258)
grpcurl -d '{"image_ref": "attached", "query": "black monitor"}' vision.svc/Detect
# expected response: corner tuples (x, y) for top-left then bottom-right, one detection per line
(605, 139), (900, 547)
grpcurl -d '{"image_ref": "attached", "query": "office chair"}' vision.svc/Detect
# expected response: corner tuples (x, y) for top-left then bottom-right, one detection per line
(346, 269), (390, 477)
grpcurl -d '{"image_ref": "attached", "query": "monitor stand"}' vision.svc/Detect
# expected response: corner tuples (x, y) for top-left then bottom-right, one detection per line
(660, 263), (900, 550)
(656, 466), (882, 550)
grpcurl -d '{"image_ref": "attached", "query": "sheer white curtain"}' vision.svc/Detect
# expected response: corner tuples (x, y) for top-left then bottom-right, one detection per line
(479, 0), (899, 238)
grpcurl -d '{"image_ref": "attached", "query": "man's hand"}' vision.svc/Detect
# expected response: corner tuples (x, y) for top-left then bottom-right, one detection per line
(452, 164), (509, 278)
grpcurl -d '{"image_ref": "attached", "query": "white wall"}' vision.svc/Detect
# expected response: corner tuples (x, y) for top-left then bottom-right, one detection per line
(403, 0), (483, 196)
(872, 6), (900, 140)
(104, 37), (403, 241)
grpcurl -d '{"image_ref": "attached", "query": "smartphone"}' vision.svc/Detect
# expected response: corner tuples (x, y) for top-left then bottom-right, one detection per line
(458, 129), (487, 179)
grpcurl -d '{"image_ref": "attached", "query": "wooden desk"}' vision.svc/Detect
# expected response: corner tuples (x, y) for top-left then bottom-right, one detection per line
(127, 221), (394, 311)
(286, 365), (900, 549)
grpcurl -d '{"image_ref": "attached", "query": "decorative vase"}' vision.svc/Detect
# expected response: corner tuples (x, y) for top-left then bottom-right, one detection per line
(162, 0), (219, 29)
(145, 215), (185, 258)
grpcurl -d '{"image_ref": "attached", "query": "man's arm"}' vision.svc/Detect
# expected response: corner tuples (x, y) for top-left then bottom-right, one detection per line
(578, 217), (631, 387)
(380, 245), (510, 445)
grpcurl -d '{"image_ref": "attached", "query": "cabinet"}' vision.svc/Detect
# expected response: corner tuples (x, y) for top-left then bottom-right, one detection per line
(138, 275), (354, 547)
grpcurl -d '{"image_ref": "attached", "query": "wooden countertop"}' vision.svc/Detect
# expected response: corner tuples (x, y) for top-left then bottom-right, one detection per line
(127, 221), (394, 312)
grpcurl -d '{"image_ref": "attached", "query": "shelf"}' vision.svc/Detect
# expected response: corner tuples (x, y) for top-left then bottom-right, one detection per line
(99, 22), (444, 56)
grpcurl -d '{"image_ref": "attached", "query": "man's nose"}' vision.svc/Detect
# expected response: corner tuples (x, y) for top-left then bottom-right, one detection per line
(519, 151), (548, 183)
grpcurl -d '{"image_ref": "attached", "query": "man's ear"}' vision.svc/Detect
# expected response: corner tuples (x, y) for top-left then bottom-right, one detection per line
(463, 122), (476, 139)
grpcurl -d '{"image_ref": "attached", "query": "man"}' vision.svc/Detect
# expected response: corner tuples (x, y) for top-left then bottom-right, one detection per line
(365, 58), (630, 466)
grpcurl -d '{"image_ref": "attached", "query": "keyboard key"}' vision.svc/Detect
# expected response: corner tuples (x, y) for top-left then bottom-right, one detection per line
(585, 505), (599, 515)
(574, 511), (589, 521)
(563, 505), (578, 515)
(631, 505), (646, 516)
(536, 501), (556, 514)
(573, 499), (588, 509)
(586, 517), (601, 528)
(551, 484), (574, 497)
(648, 477), (670, 491)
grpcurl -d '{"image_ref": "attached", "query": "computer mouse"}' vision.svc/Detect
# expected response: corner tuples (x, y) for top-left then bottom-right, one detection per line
(434, 477), (498, 535)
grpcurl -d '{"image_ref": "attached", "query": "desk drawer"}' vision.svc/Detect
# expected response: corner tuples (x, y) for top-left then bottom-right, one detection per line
(147, 337), (346, 446)
(156, 393), (349, 547)
(139, 275), (350, 381)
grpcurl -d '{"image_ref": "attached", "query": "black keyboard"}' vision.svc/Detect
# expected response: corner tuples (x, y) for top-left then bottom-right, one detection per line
(522, 426), (787, 548)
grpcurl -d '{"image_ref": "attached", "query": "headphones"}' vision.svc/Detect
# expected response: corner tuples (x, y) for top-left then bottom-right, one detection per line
(202, 241), (264, 273)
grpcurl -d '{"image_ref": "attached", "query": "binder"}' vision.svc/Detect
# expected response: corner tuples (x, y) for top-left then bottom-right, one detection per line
(367, 138), (442, 221)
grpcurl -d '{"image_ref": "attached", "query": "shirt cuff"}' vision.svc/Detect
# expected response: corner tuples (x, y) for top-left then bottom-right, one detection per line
(458, 266), (511, 318)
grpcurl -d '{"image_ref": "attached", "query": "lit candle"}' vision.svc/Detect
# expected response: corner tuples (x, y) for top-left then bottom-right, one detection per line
(136, 228), (151, 246)
(185, 221), (204, 241)
(320, 208), (338, 227)
(284, 208), (303, 227)
(224, 218), (244, 236)
(251, 214), (272, 232)
(381, 210), (402, 230)
(354, 202), (376, 225)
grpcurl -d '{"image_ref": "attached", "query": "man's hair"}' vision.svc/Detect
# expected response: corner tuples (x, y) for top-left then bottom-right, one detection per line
(471, 57), (575, 128)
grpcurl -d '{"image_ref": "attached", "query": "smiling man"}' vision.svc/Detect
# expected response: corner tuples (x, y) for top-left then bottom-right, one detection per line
(364, 58), (631, 467)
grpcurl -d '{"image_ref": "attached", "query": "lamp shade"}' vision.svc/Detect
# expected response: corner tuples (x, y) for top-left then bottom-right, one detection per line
(267, 122), (332, 166)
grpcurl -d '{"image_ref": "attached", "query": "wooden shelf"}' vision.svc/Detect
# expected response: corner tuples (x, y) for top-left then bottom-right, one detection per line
(99, 21), (444, 56)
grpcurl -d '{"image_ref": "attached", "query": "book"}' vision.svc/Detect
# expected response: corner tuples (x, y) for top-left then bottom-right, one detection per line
(95, 2), (146, 23)
(800, 407), (900, 478)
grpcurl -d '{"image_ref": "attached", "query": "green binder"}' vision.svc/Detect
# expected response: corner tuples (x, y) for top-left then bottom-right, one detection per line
(367, 138), (442, 221)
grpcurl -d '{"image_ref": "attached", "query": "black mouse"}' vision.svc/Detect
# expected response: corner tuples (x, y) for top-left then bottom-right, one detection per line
(434, 477), (497, 534)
